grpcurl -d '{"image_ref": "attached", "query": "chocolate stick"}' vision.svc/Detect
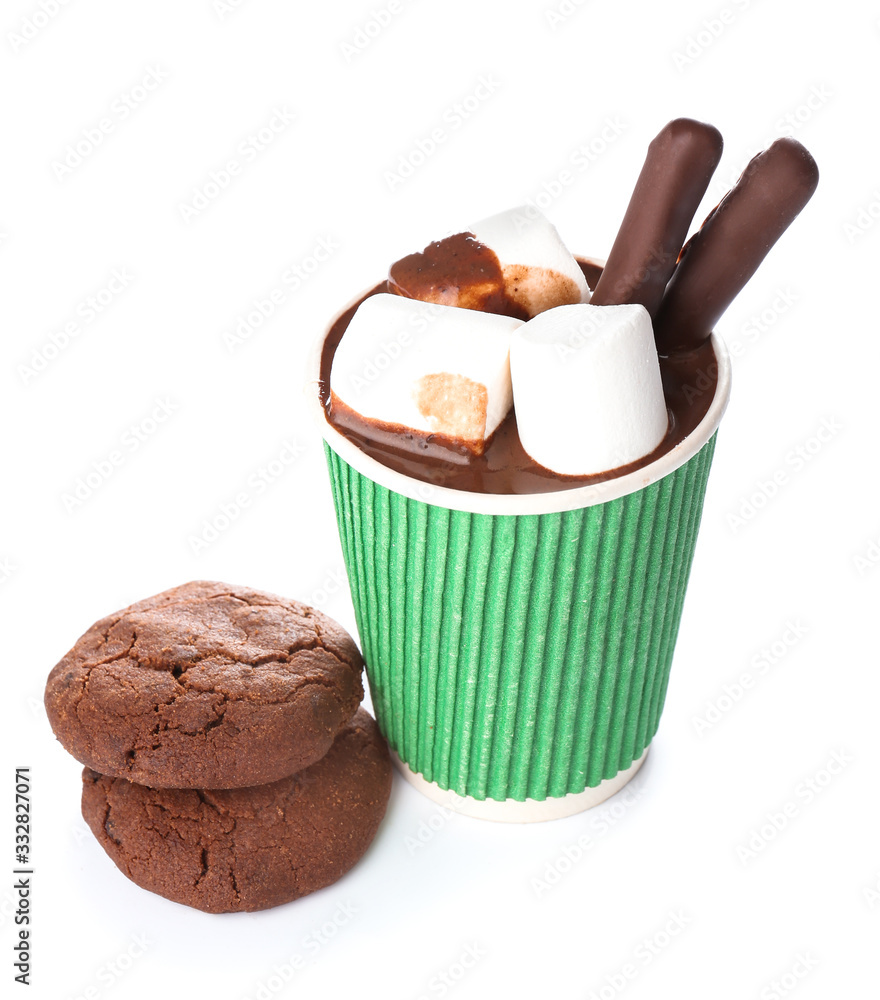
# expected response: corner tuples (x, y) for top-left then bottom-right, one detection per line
(654, 137), (819, 355)
(590, 118), (723, 316)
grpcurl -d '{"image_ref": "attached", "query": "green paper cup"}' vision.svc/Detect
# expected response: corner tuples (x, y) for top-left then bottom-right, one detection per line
(308, 293), (731, 822)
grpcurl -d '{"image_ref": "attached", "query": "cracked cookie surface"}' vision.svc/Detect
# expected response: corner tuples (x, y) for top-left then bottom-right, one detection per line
(81, 707), (392, 912)
(45, 581), (365, 788)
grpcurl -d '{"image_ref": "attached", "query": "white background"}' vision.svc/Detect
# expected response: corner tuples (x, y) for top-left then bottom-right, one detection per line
(3, 0), (878, 997)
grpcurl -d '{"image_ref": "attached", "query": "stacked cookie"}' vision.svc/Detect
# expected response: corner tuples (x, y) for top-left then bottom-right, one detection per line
(44, 581), (392, 913)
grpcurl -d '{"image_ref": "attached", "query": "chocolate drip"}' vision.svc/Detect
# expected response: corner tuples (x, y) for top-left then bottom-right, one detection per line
(590, 118), (723, 317)
(654, 137), (819, 354)
(388, 231), (530, 320)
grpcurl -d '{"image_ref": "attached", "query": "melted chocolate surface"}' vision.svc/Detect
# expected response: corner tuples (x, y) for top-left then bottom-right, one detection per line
(388, 231), (530, 320)
(320, 261), (718, 495)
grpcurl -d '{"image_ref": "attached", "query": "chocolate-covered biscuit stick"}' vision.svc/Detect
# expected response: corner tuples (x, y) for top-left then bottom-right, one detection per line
(590, 118), (723, 316)
(654, 137), (819, 354)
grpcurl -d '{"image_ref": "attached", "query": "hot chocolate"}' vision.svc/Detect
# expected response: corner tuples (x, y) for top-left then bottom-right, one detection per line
(318, 120), (817, 497)
(320, 261), (719, 495)
(308, 120), (817, 819)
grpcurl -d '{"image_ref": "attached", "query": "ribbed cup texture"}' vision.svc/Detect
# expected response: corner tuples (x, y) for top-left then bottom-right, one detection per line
(325, 435), (717, 802)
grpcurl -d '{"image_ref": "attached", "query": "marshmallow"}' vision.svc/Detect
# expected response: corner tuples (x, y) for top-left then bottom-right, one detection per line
(331, 293), (523, 455)
(470, 206), (590, 316)
(388, 206), (589, 319)
(509, 304), (668, 476)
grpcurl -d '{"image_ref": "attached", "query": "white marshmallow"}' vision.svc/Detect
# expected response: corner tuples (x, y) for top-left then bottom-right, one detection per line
(331, 293), (523, 455)
(469, 206), (591, 316)
(509, 303), (668, 476)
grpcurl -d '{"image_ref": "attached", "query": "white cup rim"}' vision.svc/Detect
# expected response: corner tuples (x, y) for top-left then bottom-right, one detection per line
(305, 288), (732, 516)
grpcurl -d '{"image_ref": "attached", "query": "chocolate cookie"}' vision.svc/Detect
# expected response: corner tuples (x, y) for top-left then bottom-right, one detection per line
(81, 708), (392, 912)
(45, 581), (364, 788)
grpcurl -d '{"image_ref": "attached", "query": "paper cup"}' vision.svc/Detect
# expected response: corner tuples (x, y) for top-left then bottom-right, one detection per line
(308, 291), (730, 822)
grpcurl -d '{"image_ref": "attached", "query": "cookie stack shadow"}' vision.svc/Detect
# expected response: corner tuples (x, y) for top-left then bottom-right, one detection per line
(44, 581), (392, 913)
